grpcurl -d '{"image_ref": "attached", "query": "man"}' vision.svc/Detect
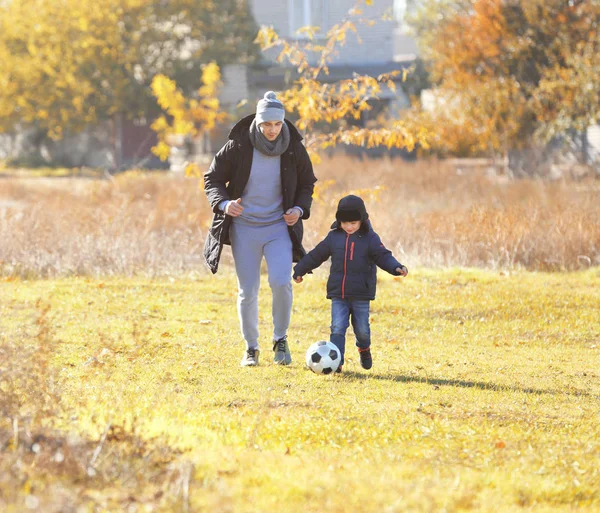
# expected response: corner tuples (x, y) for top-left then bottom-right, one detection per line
(203, 91), (317, 366)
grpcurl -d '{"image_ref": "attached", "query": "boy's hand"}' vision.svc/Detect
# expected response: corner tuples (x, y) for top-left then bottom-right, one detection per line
(396, 265), (408, 277)
(293, 276), (303, 283)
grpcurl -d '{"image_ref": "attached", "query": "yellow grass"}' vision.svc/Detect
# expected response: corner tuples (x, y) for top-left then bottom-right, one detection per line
(1, 156), (599, 277)
(2, 269), (599, 512)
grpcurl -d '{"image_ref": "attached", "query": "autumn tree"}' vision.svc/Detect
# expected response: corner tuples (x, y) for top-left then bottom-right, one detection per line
(253, 2), (431, 161)
(0, 0), (257, 149)
(151, 62), (228, 175)
(150, 0), (431, 170)
(406, 0), (600, 162)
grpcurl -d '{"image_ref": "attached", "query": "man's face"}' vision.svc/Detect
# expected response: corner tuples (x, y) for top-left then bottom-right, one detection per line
(341, 220), (361, 234)
(259, 121), (283, 141)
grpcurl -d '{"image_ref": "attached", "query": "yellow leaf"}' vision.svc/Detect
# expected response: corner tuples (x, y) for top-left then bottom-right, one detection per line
(152, 141), (171, 161)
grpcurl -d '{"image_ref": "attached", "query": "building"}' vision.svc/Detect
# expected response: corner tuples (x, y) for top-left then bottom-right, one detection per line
(221, 0), (418, 111)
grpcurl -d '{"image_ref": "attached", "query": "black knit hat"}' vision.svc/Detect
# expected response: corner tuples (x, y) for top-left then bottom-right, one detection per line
(336, 209), (363, 222)
(335, 195), (369, 223)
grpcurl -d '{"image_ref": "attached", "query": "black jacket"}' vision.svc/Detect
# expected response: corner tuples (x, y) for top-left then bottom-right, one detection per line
(203, 114), (317, 274)
(293, 195), (404, 301)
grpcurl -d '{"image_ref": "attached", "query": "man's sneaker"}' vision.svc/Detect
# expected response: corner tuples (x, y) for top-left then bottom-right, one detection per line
(358, 347), (372, 369)
(241, 348), (260, 367)
(335, 365), (343, 374)
(273, 336), (292, 365)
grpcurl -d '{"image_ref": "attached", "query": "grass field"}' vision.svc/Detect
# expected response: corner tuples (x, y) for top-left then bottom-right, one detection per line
(2, 268), (599, 512)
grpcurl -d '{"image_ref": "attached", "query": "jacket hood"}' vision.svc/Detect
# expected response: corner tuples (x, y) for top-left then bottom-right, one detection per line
(227, 114), (304, 143)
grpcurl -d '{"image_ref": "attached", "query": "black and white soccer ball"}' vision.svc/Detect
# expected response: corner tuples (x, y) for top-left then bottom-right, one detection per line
(305, 341), (341, 374)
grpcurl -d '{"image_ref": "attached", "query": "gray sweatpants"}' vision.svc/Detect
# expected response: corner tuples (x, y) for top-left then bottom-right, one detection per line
(230, 220), (293, 350)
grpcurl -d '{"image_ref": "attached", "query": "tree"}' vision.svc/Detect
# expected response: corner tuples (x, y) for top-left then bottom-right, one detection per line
(406, 0), (600, 159)
(250, 4), (431, 162)
(149, 0), (432, 171)
(150, 62), (228, 175)
(0, 0), (257, 143)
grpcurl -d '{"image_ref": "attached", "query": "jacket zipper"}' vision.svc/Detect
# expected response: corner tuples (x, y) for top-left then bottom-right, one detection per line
(350, 241), (355, 260)
(342, 234), (349, 298)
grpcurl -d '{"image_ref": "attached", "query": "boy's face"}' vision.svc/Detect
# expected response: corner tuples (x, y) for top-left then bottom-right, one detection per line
(341, 220), (361, 234)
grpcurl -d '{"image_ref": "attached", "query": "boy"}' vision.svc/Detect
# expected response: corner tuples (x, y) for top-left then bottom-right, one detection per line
(293, 195), (408, 372)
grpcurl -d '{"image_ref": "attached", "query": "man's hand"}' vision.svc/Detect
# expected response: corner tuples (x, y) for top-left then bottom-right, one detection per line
(283, 208), (301, 226)
(293, 276), (303, 283)
(225, 198), (244, 217)
(396, 265), (408, 277)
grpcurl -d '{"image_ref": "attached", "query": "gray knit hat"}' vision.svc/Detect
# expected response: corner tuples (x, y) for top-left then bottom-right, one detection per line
(255, 91), (285, 125)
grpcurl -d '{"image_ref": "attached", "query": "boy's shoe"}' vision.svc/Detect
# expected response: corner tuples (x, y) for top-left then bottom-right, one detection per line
(241, 348), (260, 367)
(335, 365), (343, 373)
(273, 336), (292, 365)
(358, 347), (372, 369)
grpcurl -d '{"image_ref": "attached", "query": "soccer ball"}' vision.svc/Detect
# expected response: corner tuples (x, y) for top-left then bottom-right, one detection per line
(305, 341), (341, 374)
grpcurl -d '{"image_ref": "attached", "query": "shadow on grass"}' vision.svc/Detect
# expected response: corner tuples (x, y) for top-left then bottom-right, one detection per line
(338, 371), (597, 398)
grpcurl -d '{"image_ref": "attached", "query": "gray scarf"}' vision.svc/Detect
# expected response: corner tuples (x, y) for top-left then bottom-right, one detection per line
(249, 119), (290, 157)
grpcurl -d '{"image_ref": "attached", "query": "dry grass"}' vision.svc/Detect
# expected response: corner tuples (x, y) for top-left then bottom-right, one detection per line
(0, 172), (210, 277)
(1, 156), (599, 278)
(0, 303), (188, 512)
(309, 156), (600, 271)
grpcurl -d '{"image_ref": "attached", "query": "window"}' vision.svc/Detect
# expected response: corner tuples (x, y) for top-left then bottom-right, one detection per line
(288, 0), (328, 39)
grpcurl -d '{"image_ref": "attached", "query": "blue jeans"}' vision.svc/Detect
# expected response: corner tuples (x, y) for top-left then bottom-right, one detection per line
(330, 298), (371, 365)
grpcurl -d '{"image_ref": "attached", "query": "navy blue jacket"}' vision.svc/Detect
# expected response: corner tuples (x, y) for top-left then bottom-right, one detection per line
(293, 220), (404, 301)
